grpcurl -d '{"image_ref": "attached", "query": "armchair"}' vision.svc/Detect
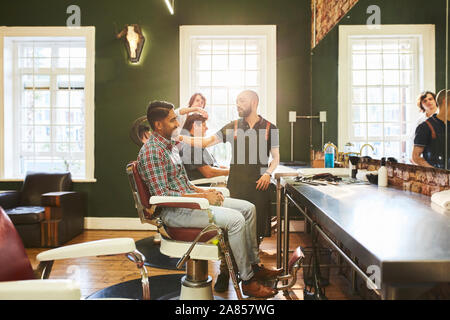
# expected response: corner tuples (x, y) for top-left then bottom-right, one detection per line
(0, 206), (149, 300)
(0, 172), (86, 248)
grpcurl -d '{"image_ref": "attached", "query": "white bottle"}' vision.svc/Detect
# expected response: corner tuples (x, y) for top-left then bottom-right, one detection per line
(378, 158), (388, 187)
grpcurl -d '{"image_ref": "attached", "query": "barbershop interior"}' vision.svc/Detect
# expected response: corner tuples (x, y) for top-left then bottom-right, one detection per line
(0, 0), (449, 301)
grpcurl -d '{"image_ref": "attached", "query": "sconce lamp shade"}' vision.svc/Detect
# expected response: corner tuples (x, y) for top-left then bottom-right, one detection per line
(116, 24), (145, 63)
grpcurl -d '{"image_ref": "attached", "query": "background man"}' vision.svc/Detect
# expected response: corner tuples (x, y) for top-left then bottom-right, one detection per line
(413, 89), (450, 169)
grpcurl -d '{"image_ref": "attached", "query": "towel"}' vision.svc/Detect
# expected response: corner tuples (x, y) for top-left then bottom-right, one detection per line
(430, 202), (450, 215)
(431, 190), (450, 210)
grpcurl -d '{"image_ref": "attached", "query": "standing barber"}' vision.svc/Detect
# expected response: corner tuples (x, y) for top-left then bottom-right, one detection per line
(179, 90), (280, 240)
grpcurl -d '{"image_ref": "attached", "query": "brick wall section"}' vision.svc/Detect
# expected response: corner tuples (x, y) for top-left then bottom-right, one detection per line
(311, 0), (360, 48)
(358, 159), (450, 196)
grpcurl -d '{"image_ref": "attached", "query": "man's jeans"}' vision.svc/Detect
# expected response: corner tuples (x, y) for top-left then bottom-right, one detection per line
(160, 198), (260, 281)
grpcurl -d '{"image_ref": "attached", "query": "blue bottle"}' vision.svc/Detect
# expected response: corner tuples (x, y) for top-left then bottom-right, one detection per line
(324, 144), (335, 168)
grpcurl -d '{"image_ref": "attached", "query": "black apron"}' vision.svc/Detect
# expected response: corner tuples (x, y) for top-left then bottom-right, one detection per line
(423, 120), (449, 169)
(227, 120), (272, 239)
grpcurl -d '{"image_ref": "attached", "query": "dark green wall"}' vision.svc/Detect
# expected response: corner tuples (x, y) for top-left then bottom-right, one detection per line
(1, 0), (311, 218)
(311, 0), (448, 150)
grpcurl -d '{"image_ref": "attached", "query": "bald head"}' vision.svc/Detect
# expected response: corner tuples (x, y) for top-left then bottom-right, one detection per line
(236, 90), (259, 118)
(238, 90), (259, 105)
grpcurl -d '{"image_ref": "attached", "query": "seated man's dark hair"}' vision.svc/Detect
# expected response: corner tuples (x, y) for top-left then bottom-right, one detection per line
(182, 114), (207, 132)
(146, 101), (174, 130)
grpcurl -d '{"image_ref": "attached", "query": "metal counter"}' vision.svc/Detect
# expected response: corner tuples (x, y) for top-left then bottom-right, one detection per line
(283, 181), (450, 299)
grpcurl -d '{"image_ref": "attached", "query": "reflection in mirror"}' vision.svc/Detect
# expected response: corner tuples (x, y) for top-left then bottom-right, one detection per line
(412, 90), (450, 169)
(130, 115), (150, 147)
(331, 0), (449, 171)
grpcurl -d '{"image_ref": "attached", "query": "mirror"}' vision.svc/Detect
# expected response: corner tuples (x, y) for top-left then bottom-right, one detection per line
(312, 0), (450, 171)
(446, 0), (449, 170)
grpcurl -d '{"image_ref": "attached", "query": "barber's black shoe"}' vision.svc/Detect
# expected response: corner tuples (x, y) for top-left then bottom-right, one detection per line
(214, 272), (230, 293)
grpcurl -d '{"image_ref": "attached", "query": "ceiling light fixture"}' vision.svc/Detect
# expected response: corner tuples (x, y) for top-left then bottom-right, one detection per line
(165, 0), (174, 15)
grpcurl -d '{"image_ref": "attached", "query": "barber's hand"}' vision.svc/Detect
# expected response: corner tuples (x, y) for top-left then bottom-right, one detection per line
(256, 173), (271, 191)
(197, 108), (209, 119)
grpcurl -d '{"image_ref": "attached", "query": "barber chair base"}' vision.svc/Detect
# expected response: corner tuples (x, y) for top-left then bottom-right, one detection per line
(180, 275), (214, 300)
(133, 236), (184, 270)
(87, 274), (184, 300)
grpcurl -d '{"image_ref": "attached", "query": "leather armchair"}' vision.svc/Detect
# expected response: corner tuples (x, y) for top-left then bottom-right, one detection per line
(0, 172), (86, 248)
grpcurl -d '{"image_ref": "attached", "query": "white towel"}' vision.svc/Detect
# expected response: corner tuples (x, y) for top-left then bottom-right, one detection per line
(431, 190), (450, 210)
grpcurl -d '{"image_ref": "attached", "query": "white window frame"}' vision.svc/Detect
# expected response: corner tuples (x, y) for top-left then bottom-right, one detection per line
(179, 25), (277, 125)
(338, 24), (436, 152)
(0, 26), (96, 182)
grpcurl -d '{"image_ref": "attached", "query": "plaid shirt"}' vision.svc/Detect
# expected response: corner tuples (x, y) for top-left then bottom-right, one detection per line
(137, 131), (195, 197)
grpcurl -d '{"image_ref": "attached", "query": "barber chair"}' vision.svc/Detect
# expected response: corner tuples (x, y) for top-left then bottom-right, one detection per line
(126, 161), (306, 299)
(0, 206), (149, 300)
(0, 172), (85, 248)
(126, 161), (244, 300)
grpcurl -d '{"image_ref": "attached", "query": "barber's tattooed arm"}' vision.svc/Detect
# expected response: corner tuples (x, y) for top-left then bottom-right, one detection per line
(178, 135), (220, 148)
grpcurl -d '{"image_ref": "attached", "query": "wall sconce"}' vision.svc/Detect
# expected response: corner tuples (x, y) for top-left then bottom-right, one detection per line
(165, 0), (174, 15)
(116, 24), (145, 63)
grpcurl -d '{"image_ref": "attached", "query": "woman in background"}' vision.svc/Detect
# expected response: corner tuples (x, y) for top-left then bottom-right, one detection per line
(175, 93), (209, 130)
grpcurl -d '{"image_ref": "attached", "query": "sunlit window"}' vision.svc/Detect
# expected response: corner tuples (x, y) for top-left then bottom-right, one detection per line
(1, 27), (95, 180)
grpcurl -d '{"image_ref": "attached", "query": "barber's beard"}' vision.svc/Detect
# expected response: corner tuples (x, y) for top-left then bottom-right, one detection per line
(238, 107), (251, 118)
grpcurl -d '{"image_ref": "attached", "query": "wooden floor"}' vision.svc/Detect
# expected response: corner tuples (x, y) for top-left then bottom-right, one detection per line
(25, 230), (361, 300)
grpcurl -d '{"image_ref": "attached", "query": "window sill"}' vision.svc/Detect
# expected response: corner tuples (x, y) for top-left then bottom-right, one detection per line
(0, 178), (97, 183)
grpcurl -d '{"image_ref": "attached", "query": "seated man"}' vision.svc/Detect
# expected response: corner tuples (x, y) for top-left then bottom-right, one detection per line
(413, 89), (450, 169)
(179, 114), (229, 181)
(137, 100), (281, 298)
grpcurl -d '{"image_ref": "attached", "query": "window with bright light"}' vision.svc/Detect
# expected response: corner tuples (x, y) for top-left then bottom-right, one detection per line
(180, 26), (276, 166)
(339, 25), (435, 162)
(1, 27), (95, 181)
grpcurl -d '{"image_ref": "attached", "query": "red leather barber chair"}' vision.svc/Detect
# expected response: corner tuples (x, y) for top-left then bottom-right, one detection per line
(0, 206), (149, 300)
